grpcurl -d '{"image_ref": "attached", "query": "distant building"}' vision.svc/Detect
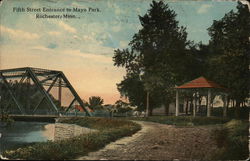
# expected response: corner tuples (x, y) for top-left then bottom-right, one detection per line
(74, 105), (94, 112)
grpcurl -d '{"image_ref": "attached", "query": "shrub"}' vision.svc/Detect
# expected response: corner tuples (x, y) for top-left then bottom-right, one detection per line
(212, 119), (249, 160)
(213, 106), (249, 119)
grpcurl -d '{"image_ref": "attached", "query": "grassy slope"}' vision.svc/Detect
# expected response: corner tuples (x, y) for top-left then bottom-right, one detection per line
(2, 117), (141, 160)
(212, 119), (249, 160)
(126, 116), (230, 126)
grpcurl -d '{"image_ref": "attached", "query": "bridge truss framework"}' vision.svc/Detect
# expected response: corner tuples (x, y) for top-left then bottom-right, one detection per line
(0, 67), (92, 116)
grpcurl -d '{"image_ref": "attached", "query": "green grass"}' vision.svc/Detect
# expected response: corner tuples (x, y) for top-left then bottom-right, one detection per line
(126, 116), (248, 160)
(126, 116), (230, 126)
(2, 117), (141, 160)
(213, 106), (249, 119)
(212, 119), (249, 160)
(3, 116), (247, 160)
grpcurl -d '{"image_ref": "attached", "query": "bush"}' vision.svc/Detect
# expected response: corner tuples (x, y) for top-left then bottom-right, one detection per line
(2, 117), (141, 160)
(212, 119), (249, 160)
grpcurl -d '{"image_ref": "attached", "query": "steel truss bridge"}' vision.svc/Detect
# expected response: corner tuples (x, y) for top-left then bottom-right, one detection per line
(0, 67), (92, 116)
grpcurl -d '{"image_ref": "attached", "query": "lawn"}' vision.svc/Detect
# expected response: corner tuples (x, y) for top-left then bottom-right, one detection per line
(126, 115), (230, 126)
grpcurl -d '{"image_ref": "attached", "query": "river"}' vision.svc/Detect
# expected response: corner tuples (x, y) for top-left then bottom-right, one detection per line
(0, 121), (54, 154)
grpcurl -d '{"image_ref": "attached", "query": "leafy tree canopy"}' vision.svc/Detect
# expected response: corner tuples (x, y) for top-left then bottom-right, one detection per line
(207, 1), (250, 106)
(88, 96), (104, 110)
(113, 0), (201, 112)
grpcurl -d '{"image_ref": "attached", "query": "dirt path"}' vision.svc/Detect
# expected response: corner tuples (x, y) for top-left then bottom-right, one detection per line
(76, 121), (218, 160)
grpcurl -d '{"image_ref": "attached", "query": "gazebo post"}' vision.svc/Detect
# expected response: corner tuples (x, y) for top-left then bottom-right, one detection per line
(193, 91), (196, 117)
(207, 88), (211, 117)
(176, 89), (179, 116)
(197, 91), (200, 114)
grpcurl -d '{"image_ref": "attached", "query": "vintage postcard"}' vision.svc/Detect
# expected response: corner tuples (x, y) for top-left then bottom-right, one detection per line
(0, 0), (249, 160)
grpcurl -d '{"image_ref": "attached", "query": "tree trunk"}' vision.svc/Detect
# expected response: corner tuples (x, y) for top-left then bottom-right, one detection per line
(232, 100), (235, 108)
(211, 101), (213, 113)
(176, 90), (179, 116)
(146, 91), (149, 117)
(185, 98), (189, 115)
(235, 100), (241, 118)
(244, 100), (247, 107)
(164, 101), (169, 115)
(198, 96), (202, 113)
(226, 98), (229, 114)
(149, 107), (153, 116)
(183, 98), (186, 114)
(207, 89), (212, 117)
(223, 95), (228, 117)
(190, 97), (193, 115)
(0, 83), (2, 111)
(231, 99), (234, 108)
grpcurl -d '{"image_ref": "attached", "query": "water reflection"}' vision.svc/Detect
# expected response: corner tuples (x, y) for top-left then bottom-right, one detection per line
(0, 121), (54, 153)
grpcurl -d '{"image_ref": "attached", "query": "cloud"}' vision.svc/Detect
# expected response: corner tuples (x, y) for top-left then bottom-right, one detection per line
(82, 34), (99, 43)
(71, 2), (86, 8)
(58, 21), (77, 33)
(30, 44), (57, 51)
(47, 43), (57, 49)
(0, 25), (40, 39)
(48, 31), (61, 36)
(119, 40), (129, 48)
(29, 45), (113, 63)
(30, 46), (50, 51)
(73, 35), (81, 40)
(63, 49), (113, 64)
(112, 25), (121, 32)
(107, 1), (125, 15)
(197, 4), (212, 14)
(135, 7), (142, 14)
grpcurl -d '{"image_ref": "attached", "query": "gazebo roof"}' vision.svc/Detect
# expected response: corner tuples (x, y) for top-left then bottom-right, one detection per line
(176, 76), (224, 89)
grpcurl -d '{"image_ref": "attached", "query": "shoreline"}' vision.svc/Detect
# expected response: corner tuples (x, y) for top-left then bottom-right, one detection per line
(43, 124), (55, 141)
(42, 122), (98, 141)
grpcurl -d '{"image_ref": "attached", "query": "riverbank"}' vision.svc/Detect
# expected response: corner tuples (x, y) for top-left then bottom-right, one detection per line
(0, 121), (50, 153)
(43, 124), (55, 141)
(2, 117), (141, 160)
(43, 123), (98, 141)
(0, 120), (98, 154)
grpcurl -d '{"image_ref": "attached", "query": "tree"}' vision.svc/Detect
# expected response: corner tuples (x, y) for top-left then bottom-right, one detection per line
(88, 96), (104, 110)
(0, 81), (61, 114)
(117, 74), (146, 111)
(207, 2), (250, 118)
(117, 73), (166, 113)
(114, 100), (133, 114)
(113, 0), (192, 116)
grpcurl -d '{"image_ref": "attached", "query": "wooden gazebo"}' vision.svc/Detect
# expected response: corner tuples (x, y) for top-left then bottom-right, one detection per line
(175, 76), (227, 117)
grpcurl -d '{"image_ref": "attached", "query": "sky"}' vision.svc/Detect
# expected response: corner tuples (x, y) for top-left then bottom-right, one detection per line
(0, 0), (240, 104)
